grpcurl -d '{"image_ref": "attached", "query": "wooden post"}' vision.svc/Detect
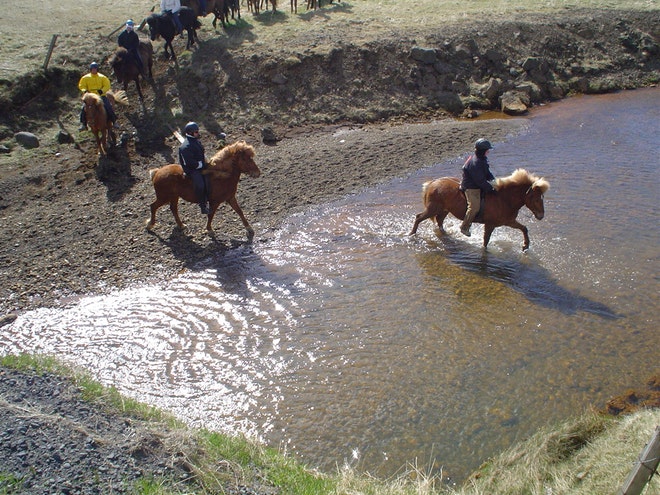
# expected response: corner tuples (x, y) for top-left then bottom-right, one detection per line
(43, 34), (58, 71)
(619, 425), (660, 495)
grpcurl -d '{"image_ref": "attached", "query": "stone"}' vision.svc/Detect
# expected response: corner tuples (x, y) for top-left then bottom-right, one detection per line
(14, 132), (40, 149)
(410, 46), (437, 64)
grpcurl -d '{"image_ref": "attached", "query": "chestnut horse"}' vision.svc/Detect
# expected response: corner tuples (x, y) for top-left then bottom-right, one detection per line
(82, 90), (129, 155)
(108, 41), (154, 101)
(409, 168), (550, 251)
(146, 141), (261, 235)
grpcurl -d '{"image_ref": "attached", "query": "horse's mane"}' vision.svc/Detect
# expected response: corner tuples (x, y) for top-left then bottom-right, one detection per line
(82, 92), (103, 107)
(206, 141), (255, 178)
(496, 168), (549, 193)
(109, 47), (129, 66)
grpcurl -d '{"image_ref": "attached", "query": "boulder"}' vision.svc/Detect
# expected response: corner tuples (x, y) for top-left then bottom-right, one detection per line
(15, 132), (39, 149)
(410, 47), (437, 64)
(500, 91), (529, 115)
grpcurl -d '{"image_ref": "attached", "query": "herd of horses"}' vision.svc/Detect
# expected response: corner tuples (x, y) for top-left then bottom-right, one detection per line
(80, 2), (550, 249)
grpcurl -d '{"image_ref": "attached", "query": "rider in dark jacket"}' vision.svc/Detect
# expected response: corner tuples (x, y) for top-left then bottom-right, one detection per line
(459, 138), (497, 237)
(117, 20), (144, 75)
(178, 121), (209, 214)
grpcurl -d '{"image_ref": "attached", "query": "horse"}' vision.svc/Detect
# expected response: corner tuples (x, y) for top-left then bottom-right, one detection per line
(82, 90), (129, 155)
(146, 141), (261, 235)
(108, 41), (154, 101)
(146, 7), (201, 60)
(181, 0), (233, 29)
(409, 168), (550, 251)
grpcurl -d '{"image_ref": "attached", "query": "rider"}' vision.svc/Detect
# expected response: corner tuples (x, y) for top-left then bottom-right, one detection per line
(179, 122), (209, 214)
(161, 0), (184, 35)
(118, 19), (144, 75)
(459, 138), (497, 237)
(77, 62), (118, 131)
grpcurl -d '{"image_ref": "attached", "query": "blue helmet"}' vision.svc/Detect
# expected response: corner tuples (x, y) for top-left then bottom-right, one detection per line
(90, 62), (99, 70)
(126, 19), (135, 27)
(184, 122), (200, 135)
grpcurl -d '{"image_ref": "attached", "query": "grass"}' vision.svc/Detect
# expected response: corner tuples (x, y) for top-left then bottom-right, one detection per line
(2, 354), (659, 495)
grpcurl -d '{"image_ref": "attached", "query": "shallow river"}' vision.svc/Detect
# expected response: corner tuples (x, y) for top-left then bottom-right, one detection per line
(3, 87), (659, 483)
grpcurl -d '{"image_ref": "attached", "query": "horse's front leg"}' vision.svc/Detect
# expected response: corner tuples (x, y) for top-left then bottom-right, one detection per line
(226, 195), (254, 238)
(483, 224), (495, 249)
(505, 220), (530, 251)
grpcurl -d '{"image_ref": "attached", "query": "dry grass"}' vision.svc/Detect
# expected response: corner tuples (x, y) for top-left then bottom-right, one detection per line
(458, 408), (660, 495)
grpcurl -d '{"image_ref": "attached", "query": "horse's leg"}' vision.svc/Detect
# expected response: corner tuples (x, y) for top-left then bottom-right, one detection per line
(206, 203), (218, 232)
(505, 220), (530, 251)
(146, 199), (166, 230)
(483, 224), (495, 249)
(169, 199), (186, 229)
(135, 79), (144, 101)
(434, 211), (449, 233)
(410, 203), (445, 235)
(225, 195), (254, 237)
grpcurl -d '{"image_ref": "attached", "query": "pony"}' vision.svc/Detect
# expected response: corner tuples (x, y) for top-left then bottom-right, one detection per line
(409, 168), (550, 251)
(108, 41), (154, 101)
(81, 90), (129, 155)
(146, 7), (201, 60)
(181, 0), (233, 29)
(146, 141), (261, 235)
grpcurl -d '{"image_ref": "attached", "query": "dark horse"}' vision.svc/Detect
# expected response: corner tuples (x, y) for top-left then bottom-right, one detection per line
(146, 141), (261, 236)
(409, 168), (550, 251)
(146, 7), (201, 61)
(108, 41), (154, 101)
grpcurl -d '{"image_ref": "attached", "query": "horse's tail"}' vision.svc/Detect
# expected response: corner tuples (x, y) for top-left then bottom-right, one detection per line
(421, 180), (432, 205)
(148, 168), (159, 182)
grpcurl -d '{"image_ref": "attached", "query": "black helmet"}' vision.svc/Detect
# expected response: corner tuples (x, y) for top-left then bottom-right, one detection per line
(475, 138), (493, 152)
(184, 122), (199, 135)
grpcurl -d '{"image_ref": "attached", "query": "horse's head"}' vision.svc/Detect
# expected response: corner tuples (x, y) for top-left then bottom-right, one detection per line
(235, 142), (261, 178)
(146, 14), (160, 40)
(525, 178), (550, 220)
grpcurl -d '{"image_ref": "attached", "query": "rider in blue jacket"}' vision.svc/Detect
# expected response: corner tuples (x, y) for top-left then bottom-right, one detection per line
(459, 138), (496, 237)
(178, 122), (209, 214)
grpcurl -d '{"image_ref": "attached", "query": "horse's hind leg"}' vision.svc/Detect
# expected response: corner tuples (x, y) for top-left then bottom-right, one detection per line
(434, 211), (449, 233)
(169, 200), (186, 229)
(410, 208), (432, 235)
(146, 199), (168, 230)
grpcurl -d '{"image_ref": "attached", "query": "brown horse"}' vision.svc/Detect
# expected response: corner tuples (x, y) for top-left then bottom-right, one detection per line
(82, 90), (129, 155)
(409, 168), (550, 251)
(108, 41), (154, 101)
(146, 141), (261, 235)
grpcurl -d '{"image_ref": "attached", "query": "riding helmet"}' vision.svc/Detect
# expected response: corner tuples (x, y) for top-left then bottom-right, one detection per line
(89, 62), (99, 70)
(126, 19), (135, 27)
(475, 138), (493, 152)
(184, 122), (200, 135)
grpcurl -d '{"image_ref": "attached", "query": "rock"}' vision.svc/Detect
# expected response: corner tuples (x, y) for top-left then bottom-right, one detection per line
(14, 132), (39, 149)
(261, 127), (278, 143)
(57, 130), (74, 144)
(0, 145), (10, 154)
(500, 91), (529, 115)
(271, 73), (287, 85)
(410, 46), (437, 64)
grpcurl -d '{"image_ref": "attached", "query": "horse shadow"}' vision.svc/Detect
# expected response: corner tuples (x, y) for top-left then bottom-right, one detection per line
(298, 0), (352, 21)
(145, 227), (291, 300)
(415, 235), (621, 320)
(95, 143), (138, 201)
